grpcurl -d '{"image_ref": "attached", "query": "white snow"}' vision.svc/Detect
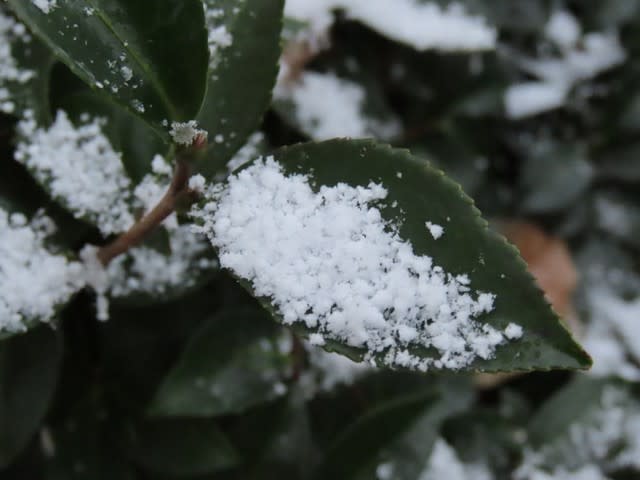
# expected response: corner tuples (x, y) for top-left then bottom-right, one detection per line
(505, 322), (524, 340)
(301, 343), (371, 396)
(583, 287), (640, 381)
(426, 221), (444, 240)
(0, 208), (84, 333)
(192, 157), (522, 371)
(276, 71), (399, 141)
(515, 386), (640, 478)
(205, 11), (233, 68)
(284, 0), (496, 52)
(32, 0), (57, 14)
(545, 10), (581, 49)
(505, 13), (625, 119)
(14, 110), (135, 235)
(0, 12), (35, 114)
(188, 174), (206, 193)
(505, 82), (569, 119)
(418, 438), (493, 480)
(169, 121), (208, 146)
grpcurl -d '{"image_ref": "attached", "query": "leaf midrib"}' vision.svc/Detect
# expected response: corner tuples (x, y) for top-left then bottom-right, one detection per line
(84, 0), (178, 120)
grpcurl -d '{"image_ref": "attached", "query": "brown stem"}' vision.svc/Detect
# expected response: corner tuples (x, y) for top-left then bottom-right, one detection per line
(97, 159), (192, 266)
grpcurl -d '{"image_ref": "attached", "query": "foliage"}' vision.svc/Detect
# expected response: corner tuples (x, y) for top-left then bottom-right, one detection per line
(1, 0), (638, 479)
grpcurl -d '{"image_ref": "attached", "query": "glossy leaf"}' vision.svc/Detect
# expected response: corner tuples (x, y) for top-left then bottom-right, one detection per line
(6, 0), (209, 137)
(127, 419), (239, 476)
(316, 379), (471, 480)
(520, 143), (594, 213)
(196, 0), (284, 178)
(224, 140), (591, 373)
(148, 309), (291, 417)
(0, 326), (61, 467)
(0, 6), (54, 124)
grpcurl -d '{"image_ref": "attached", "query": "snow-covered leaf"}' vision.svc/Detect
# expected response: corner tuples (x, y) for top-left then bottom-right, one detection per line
(148, 309), (291, 417)
(0, 326), (61, 467)
(5, 0), (209, 137)
(192, 139), (591, 373)
(196, 0), (284, 178)
(0, 204), (84, 337)
(0, 7), (54, 123)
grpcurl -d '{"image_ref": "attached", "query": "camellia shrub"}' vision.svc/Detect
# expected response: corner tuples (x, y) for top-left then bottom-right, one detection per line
(0, 0), (638, 478)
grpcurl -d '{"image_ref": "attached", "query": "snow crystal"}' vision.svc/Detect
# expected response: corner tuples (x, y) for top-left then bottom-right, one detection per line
(426, 221), (444, 240)
(0, 208), (84, 333)
(169, 120), (207, 146)
(192, 157), (521, 371)
(284, 0), (496, 52)
(505, 322), (523, 340)
(276, 71), (399, 141)
(205, 6), (233, 68)
(0, 12), (35, 114)
(32, 0), (56, 14)
(188, 174), (206, 193)
(14, 110), (135, 235)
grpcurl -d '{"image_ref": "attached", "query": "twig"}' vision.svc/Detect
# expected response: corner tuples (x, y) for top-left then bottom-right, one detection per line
(96, 135), (207, 266)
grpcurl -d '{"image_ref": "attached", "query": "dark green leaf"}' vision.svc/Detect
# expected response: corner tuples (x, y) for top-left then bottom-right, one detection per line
(597, 144), (640, 183)
(222, 139), (590, 373)
(316, 380), (470, 480)
(196, 0), (284, 178)
(148, 309), (291, 417)
(6, 0), (209, 137)
(520, 143), (594, 213)
(0, 7), (54, 124)
(0, 326), (61, 467)
(128, 419), (239, 476)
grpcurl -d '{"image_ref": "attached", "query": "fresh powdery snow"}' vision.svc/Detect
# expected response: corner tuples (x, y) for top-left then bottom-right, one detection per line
(0, 208), (84, 333)
(426, 221), (444, 240)
(192, 157), (522, 371)
(15, 110), (135, 235)
(284, 0), (496, 52)
(276, 71), (399, 141)
(0, 11), (34, 114)
(204, 6), (233, 69)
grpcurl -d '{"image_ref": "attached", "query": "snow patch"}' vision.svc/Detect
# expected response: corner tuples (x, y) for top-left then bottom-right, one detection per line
(192, 157), (521, 371)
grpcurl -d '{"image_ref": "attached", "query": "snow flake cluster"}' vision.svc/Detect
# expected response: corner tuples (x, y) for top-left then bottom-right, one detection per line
(15, 110), (135, 235)
(192, 157), (522, 371)
(284, 0), (496, 52)
(204, 6), (233, 69)
(0, 10), (34, 114)
(0, 208), (84, 333)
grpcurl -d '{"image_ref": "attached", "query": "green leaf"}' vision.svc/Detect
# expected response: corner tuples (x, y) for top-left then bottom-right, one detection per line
(0, 7), (55, 124)
(148, 309), (291, 417)
(0, 326), (61, 467)
(196, 0), (284, 178)
(44, 393), (135, 480)
(6, 0), (209, 137)
(215, 139), (590, 373)
(316, 379), (470, 480)
(520, 142), (594, 213)
(526, 376), (640, 472)
(127, 419), (239, 476)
